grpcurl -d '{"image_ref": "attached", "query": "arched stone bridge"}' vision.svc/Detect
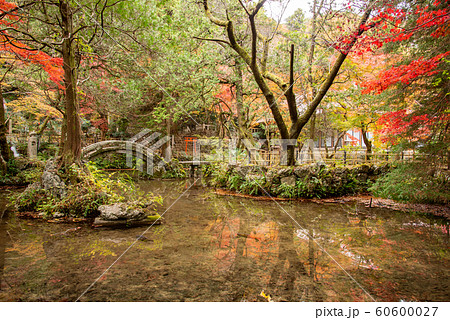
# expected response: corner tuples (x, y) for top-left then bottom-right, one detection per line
(82, 130), (172, 163)
(81, 138), (211, 177)
(81, 139), (167, 164)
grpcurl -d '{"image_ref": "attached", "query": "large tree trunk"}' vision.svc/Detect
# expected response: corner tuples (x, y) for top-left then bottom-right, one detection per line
(0, 84), (9, 174)
(286, 44), (297, 166)
(59, 0), (82, 166)
(286, 145), (296, 166)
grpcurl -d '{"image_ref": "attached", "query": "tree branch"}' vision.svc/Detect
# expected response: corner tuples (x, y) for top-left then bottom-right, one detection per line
(290, 4), (374, 138)
(203, 0), (228, 27)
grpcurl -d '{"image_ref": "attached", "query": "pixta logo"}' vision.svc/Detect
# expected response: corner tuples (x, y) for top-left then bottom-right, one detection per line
(125, 130), (324, 174)
(125, 129), (171, 175)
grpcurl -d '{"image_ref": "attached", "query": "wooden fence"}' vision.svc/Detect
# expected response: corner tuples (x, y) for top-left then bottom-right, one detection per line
(6, 133), (446, 168)
(248, 149), (433, 166)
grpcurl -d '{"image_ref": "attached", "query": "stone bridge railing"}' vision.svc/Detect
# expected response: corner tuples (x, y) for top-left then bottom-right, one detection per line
(81, 140), (163, 163)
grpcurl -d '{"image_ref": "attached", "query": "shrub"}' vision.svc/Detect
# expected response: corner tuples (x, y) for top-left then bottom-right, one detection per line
(369, 162), (449, 204)
(206, 163), (229, 187)
(0, 159), (44, 186)
(276, 183), (297, 198)
(90, 154), (129, 169)
(239, 176), (266, 195)
(227, 174), (245, 191)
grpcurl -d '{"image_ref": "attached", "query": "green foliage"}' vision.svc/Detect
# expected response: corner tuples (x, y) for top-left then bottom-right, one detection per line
(0, 159), (44, 186)
(370, 162), (449, 204)
(12, 188), (48, 212)
(20, 166), (44, 184)
(206, 163), (229, 187)
(89, 154), (129, 170)
(227, 174), (245, 192)
(37, 142), (58, 160)
(11, 163), (163, 218)
(160, 160), (187, 179)
(86, 155), (187, 179)
(206, 163), (370, 199)
(239, 176), (266, 196)
(275, 183), (297, 198)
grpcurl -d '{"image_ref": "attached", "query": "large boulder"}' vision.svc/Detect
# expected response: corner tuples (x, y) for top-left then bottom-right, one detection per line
(98, 203), (148, 221)
(94, 202), (161, 227)
(293, 166), (309, 180)
(41, 160), (67, 198)
(276, 167), (292, 178)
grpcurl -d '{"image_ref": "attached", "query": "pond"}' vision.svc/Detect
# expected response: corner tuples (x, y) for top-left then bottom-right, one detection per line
(0, 179), (448, 301)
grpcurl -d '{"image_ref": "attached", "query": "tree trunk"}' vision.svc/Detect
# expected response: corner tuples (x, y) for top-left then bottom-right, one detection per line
(286, 45), (298, 166)
(161, 105), (171, 159)
(309, 112), (316, 140)
(361, 126), (372, 161)
(287, 145), (296, 166)
(58, 112), (67, 157)
(0, 84), (9, 173)
(59, 0), (82, 166)
(235, 58), (255, 147)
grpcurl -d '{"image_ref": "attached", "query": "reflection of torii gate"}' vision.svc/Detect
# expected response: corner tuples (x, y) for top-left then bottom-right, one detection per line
(297, 139), (324, 164)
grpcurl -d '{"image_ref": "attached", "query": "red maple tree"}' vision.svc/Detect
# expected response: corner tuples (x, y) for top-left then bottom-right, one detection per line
(0, 0), (63, 84)
(356, 0), (449, 147)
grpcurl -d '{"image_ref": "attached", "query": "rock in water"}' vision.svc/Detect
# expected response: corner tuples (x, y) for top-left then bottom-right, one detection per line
(97, 203), (147, 221)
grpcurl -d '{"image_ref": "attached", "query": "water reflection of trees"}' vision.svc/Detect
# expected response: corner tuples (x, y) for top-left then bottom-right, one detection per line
(267, 225), (310, 301)
(208, 196), (323, 301)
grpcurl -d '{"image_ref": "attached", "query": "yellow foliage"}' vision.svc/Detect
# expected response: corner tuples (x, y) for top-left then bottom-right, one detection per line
(6, 89), (62, 128)
(259, 290), (272, 302)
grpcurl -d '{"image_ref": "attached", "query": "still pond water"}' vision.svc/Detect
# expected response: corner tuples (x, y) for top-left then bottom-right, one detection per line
(0, 179), (448, 301)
